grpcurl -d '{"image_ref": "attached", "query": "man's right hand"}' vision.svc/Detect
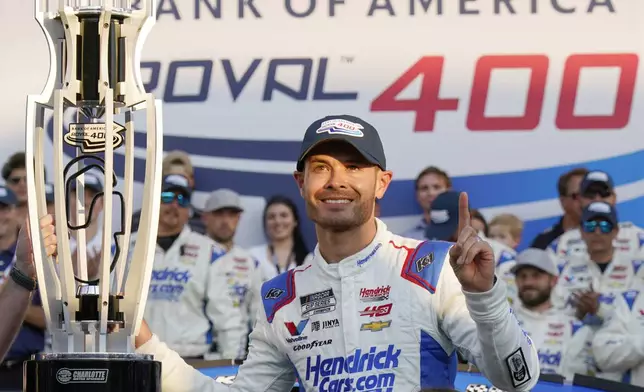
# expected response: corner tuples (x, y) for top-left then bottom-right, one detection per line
(14, 214), (57, 279)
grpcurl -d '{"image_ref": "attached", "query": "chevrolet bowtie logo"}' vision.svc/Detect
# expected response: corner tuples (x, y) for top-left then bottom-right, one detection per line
(360, 320), (392, 332)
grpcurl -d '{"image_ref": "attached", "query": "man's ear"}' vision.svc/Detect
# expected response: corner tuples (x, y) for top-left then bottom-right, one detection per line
(293, 171), (305, 197)
(375, 170), (393, 199)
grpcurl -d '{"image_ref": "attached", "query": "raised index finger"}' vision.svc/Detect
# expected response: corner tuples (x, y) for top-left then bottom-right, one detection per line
(457, 192), (471, 236)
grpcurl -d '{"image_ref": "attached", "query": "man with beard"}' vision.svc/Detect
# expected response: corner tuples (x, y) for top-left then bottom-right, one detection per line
(552, 202), (644, 326)
(511, 248), (594, 379)
(130, 114), (538, 391)
(202, 189), (260, 346)
(132, 174), (246, 361)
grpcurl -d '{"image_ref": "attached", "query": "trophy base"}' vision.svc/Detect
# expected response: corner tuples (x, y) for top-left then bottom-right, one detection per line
(23, 353), (160, 392)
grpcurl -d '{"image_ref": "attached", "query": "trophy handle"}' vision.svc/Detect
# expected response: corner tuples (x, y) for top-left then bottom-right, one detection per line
(121, 95), (163, 338)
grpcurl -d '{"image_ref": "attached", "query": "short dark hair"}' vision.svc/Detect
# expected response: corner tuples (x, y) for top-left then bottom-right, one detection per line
(415, 166), (452, 190)
(557, 167), (589, 197)
(2, 152), (26, 181)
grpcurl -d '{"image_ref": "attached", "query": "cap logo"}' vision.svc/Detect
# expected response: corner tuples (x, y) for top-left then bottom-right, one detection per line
(587, 171), (609, 182)
(588, 202), (611, 213)
(165, 174), (189, 188)
(430, 209), (449, 224)
(316, 119), (364, 137)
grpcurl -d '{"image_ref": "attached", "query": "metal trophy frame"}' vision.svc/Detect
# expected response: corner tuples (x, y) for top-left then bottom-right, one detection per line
(24, 0), (163, 390)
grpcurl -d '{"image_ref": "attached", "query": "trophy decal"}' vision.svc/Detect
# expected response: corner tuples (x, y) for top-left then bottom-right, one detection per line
(24, 0), (163, 390)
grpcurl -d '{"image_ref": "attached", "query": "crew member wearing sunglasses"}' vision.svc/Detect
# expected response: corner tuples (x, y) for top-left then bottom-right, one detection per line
(552, 202), (643, 334)
(548, 170), (644, 263)
(130, 174), (246, 361)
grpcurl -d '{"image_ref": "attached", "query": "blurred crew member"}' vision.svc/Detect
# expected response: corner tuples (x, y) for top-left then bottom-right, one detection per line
(135, 174), (245, 360)
(552, 202), (644, 326)
(402, 166), (451, 239)
(549, 171), (644, 259)
(532, 168), (588, 249)
(512, 248), (594, 379)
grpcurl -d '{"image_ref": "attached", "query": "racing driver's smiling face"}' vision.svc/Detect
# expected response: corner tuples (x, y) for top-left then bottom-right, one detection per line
(294, 141), (392, 232)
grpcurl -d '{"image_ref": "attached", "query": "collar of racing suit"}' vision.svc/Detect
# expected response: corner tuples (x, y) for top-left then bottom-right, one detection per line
(309, 218), (390, 279)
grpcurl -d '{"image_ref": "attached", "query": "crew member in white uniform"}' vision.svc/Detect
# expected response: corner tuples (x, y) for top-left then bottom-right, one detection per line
(134, 174), (246, 360)
(549, 171), (644, 264)
(511, 248), (594, 379)
(201, 189), (261, 333)
(552, 202), (644, 326)
(593, 287), (644, 387)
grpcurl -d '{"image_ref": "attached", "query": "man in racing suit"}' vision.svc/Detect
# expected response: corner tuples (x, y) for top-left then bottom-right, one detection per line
(425, 191), (518, 301)
(133, 114), (539, 391)
(552, 202), (644, 325)
(548, 170), (644, 265)
(511, 248), (594, 379)
(592, 286), (644, 386)
(135, 174), (246, 360)
(201, 189), (261, 333)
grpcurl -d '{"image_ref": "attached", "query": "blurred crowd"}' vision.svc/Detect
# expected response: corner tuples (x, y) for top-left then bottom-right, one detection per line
(0, 150), (642, 390)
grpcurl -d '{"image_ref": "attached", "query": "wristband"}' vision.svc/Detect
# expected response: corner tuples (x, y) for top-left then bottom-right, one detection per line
(9, 266), (37, 292)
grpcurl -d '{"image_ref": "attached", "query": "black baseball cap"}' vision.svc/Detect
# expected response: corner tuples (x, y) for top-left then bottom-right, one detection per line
(579, 170), (614, 195)
(296, 115), (386, 171)
(581, 201), (618, 226)
(425, 191), (460, 241)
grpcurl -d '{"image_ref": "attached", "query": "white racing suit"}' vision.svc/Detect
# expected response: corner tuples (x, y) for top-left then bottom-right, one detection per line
(513, 303), (595, 379)
(136, 219), (539, 391)
(214, 245), (263, 332)
(135, 227), (246, 359)
(592, 287), (644, 387)
(547, 222), (644, 270)
(552, 252), (644, 324)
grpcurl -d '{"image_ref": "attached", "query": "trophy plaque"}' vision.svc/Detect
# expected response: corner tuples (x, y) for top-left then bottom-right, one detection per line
(23, 0), (163, 390)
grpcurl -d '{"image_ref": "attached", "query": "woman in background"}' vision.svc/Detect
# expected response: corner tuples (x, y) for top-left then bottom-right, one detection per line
(249, 195), (309, 283)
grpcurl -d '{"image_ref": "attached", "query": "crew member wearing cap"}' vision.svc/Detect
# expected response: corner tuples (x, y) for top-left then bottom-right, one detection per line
(511, 248), (594, 379)
(133, 174), (246, 361)
(130, 114), (538, 392)
(201, 189), (259, 353)
(131, 150), (206, 234)
(552, 202), (644, 328)
(0, 186), (46, 388)
(548, 170), (644, 260)
(425, 191), (519, 300)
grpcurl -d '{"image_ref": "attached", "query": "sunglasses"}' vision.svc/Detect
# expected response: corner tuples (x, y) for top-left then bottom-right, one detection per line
(8, 176), (26, 185)
(581, 189), (612, 199)
(582, 220), (614, 234)
(161, 191), (190, 207)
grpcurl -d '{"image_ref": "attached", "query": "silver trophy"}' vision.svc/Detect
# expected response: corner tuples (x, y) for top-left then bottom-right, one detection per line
(24, 0), (163, 390)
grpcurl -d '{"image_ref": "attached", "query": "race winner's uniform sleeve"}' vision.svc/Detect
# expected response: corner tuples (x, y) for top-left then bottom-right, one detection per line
(136, 334), (228, 392)
(136, 306), (296, 391)
(592, 291), (644, 373)
(433, 245), (540, 391)
(207, 247), (247, 360)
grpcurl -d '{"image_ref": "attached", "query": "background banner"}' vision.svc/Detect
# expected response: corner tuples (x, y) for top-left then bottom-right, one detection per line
(0, 0), (641, 249)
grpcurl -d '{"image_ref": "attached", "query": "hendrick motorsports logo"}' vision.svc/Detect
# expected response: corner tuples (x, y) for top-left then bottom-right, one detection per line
(64, 122), (126, 153)
(56, 368), (109, 384)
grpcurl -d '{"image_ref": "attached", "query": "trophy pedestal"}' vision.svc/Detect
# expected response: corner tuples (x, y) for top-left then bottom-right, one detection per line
(23, 353), (161, 392)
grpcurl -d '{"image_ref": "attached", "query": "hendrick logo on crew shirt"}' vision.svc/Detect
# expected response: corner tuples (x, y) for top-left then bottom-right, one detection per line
(149, 268), (192, 301)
